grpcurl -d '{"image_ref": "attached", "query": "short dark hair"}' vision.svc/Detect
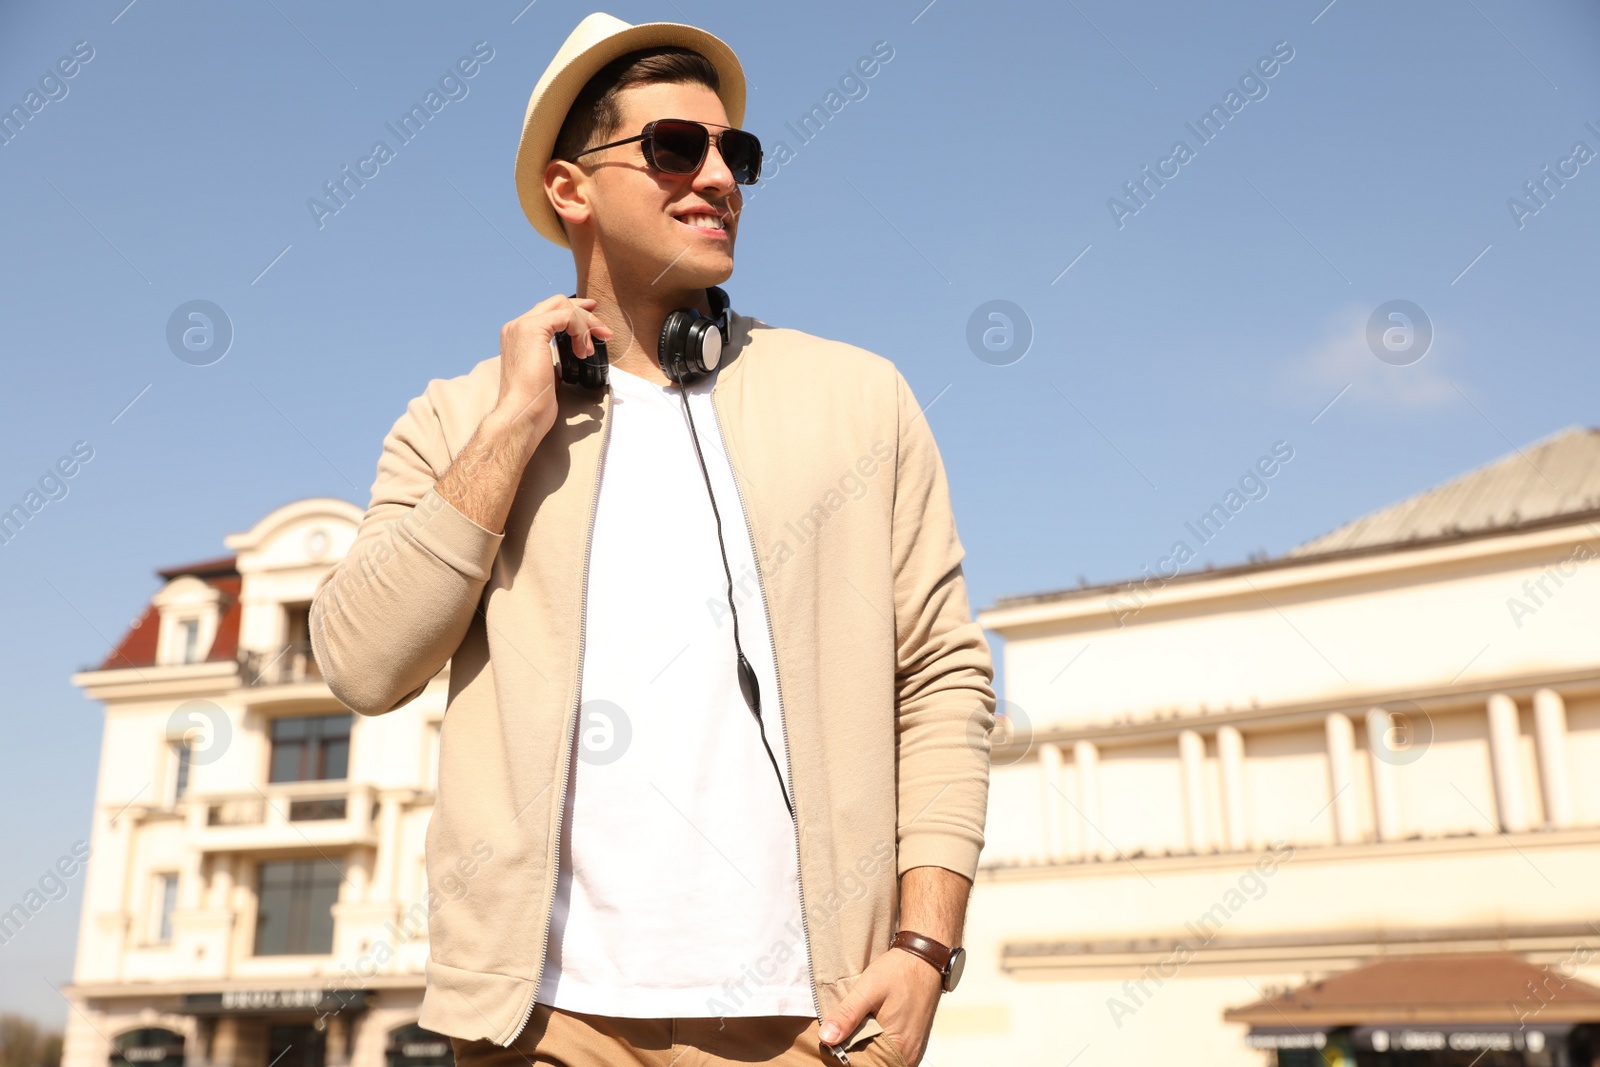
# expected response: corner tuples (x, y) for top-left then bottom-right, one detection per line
(552, 47), (720, 165)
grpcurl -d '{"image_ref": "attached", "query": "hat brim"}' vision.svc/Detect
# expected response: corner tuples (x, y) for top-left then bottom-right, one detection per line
(514, 21), (747, 249)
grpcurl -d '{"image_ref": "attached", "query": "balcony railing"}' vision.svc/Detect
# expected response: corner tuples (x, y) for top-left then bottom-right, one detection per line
(205, 789), (351, 828)
(191, 783), (376, 851)
(238, 641), (321, 687)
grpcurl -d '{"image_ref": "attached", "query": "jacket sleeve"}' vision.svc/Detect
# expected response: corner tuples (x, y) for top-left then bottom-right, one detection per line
(309, 383), (505, 716)
(890, 369), (996, 881)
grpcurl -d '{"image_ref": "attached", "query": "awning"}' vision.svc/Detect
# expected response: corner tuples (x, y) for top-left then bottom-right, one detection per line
(1225, 953), (1600, 1029)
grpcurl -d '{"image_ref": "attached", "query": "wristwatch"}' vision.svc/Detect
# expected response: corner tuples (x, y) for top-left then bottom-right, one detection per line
(890, 930), (966, 993)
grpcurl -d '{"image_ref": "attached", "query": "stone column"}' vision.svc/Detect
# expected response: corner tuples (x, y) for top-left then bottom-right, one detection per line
(1324, 712), (1359, 844)
(1533, 689), (1573, 829)
(208, 1019), (239, 1067)
(1487, 693), (1527, 832)
(1365, 708), (1401, 841)
(1038, 743), (1066, 862)
(90, 804), (140, 980)
(372, 793), (404, 901)
(325, 1016), (349, 1067)
(207, 854), (236, 909)
(1178, 729), (1208, 852)
(1073, 740), (1102, 859)
(180, 801), (208, 908)
(345, 848), (371, 905)
(1216, 725), (1247, 851)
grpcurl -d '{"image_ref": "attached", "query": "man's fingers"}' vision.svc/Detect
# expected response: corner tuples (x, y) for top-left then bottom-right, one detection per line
(553, 298), (612, 356)
(511, 298), (612, 359)
(819, 978), (884, 1046)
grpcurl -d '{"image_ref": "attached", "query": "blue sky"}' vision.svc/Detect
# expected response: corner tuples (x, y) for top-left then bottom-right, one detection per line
(3, 0), (1598, 1024)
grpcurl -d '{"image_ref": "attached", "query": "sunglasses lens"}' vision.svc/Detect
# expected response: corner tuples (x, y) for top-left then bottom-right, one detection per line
(648, 120), (709, 174)
(719, 129), (763, 185)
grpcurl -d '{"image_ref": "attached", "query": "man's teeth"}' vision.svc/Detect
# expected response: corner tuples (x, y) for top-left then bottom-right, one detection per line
(680, 214), (725, 229)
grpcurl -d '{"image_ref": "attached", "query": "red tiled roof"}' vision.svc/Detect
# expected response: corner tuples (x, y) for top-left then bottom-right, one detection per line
(100, 603), (161, 671)
(97, 559), (242, 672)
(1225, 954), (1600, 1025)
(156, 554), (240, 580)
(205, 575), (242, 663)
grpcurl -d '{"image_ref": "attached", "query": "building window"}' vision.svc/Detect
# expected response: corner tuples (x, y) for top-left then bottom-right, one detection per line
(284, 602), (312, 650)
(254, 858), (342, 956)
(179, 618), (201, 663)
(279, 602), (320, 683)
(171, 740), (193, 801)
(268, 714), (352, 783)
(153, 873), (178, 944)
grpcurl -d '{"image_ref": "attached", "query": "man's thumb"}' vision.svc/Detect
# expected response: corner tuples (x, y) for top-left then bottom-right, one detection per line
(819, 985), (873, 1045)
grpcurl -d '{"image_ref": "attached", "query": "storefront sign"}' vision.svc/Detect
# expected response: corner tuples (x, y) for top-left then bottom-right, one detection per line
(1244, 1028), (1328, 1050)
(1353, 1024), (1571, 1054)
(182, 988), (371, 1015)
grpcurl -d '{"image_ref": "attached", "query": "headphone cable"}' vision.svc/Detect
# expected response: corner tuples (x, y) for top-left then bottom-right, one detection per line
(673, 377), (795, 821)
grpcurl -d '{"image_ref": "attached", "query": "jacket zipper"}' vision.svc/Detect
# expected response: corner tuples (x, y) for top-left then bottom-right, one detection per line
(708, 384), (827, 1028)
(503, 389), (614, 1047)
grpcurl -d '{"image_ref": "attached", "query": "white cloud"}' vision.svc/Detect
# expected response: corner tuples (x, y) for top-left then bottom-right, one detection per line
(1288, 303), (1459, 411)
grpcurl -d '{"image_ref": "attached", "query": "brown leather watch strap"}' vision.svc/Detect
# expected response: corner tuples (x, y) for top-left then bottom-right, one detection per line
(890, 929), (953, 974)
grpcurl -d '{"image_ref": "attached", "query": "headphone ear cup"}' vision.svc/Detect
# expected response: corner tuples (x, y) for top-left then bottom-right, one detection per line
(577, 337), (608, 389)
(658, 292), (732, 383)
(553, 331), (579, 385)
(658, 309), (691, 383)
(550, 292), (608, 392)
(553, 331), (608, 390)
(691, 317), (722, 371)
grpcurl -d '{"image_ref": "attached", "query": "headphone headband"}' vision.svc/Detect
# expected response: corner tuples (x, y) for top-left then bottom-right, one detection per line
(707, 284), (730, 327)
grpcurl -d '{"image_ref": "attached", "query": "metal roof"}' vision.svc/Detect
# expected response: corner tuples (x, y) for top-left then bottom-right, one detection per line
(1290, 425), (1600, 558)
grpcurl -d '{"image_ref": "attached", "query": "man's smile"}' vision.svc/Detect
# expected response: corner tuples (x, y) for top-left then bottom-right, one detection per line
(672, 205), (729, 236)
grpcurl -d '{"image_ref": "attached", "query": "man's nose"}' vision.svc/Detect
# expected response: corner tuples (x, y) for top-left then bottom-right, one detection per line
(694, 137), (737, 194)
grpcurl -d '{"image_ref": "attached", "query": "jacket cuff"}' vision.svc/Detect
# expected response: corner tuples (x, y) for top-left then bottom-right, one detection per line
(407, 485), (505, 582)
(897, 830), (983, 883)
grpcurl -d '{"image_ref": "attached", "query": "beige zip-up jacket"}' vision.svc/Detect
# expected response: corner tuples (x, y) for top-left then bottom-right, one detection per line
(309, 310), (995, 1051)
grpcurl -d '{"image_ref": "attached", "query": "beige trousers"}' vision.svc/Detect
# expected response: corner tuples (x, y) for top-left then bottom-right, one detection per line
(448, 1004), (910, 1067)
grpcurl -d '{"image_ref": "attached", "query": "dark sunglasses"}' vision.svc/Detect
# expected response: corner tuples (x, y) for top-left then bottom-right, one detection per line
(567, 118), (763, 186)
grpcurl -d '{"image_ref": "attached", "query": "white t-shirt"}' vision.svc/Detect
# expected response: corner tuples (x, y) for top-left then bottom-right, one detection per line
(533, 362), (815, 1018)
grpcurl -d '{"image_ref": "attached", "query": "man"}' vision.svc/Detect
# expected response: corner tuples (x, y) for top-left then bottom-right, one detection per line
(310, 12), (994, 1066)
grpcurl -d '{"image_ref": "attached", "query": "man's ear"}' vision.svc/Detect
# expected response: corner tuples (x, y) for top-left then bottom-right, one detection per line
(546, 159), (591, 235)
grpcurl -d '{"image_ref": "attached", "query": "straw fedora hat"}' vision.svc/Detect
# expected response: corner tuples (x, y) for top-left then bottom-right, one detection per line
(514, 11), (747, 249)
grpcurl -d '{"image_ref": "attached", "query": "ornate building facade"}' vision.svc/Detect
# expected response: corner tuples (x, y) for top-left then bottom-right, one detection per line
(62, 498), (455, 1067)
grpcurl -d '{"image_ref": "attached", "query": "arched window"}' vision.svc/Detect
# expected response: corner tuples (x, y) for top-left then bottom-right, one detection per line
(385, 1023), (453, 1067)
(111, 1028), (185, 1067)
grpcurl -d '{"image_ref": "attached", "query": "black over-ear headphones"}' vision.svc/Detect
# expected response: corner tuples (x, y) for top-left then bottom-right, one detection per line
(549, 287), (793, 819)
(551, 286), (730, 390)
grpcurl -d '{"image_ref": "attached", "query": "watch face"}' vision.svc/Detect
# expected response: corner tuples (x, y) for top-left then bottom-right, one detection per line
(945, 946), (966, 992)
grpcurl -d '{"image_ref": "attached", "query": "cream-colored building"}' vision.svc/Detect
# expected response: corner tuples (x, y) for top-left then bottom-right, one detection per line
(951, 427), (1600, 1066)
(63, 499), (455, 1067)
